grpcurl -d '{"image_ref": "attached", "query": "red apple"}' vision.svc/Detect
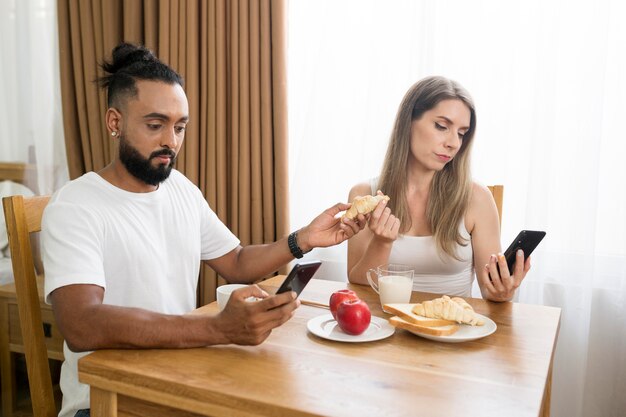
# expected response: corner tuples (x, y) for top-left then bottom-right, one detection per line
(329, 289), (360, 320)
(336, 299), (371, 335)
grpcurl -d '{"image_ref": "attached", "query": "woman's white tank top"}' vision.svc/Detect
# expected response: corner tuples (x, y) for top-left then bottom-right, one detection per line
(370, 178), (474, 297)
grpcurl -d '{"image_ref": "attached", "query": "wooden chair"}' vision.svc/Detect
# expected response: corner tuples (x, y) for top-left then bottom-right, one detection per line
(0, 162), (39, 195)
(2, 195), (59, 417)
(487, 185), (504, 228)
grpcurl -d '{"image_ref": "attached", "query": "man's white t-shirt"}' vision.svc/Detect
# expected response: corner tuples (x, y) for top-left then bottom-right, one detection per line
(42, 170), (240, 417)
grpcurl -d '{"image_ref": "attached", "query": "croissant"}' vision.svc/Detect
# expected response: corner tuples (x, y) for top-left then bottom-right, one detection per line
(412, 295), (484, 326)
(451, 297), (474, 313)
(343, 194), (390, 220)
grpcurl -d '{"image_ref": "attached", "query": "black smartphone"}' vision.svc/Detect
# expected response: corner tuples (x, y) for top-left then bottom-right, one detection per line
(275, 260), (322, 296)
(501, 230), (546, 273)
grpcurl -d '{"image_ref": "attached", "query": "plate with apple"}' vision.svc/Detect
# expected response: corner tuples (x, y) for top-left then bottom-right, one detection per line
(306, 290), (395, 343)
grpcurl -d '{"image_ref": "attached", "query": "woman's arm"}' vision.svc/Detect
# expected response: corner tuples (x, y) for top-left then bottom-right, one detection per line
(468, 183), (530, 302)
(347, 183), (400, 285)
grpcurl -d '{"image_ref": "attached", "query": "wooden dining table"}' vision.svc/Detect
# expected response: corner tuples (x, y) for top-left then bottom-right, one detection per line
(79, 276), (561, 417)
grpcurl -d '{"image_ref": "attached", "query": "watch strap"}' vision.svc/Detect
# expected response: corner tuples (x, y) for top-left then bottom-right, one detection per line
(288, 230), (310, 259)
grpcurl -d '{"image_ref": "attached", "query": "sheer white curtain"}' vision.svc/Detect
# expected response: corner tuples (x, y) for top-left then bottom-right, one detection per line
(0, 0), (68, 194)
(288, 1), (626, 416)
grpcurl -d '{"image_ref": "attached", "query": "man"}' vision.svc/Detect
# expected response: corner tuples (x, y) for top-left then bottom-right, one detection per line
(42, 43), (364, 417)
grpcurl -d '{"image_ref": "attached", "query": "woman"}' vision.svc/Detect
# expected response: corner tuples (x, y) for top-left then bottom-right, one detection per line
(347, 76), (529, 302)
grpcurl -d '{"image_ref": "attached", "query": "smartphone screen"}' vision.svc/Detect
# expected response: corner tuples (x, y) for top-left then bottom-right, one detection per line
(275, 260), (322, 296)
(502, 230), (546, 272)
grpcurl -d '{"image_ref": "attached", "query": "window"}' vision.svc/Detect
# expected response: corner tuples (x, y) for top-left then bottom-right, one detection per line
(288, 2), (626, 416)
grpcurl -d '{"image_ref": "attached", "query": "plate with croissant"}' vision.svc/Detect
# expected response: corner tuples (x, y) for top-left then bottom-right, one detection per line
(384, 295), (497, 343)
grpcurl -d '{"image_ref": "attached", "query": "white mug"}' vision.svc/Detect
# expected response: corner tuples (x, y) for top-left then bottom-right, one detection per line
(366, 264), (414, 312)
(216, 284), (247, 310)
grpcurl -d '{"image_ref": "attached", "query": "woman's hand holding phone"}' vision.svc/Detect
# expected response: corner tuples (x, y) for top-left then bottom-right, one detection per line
(483, 250), (531, 302)
(481, 230), (545, 302)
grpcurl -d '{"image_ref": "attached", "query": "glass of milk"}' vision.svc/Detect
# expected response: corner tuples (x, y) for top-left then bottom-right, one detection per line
(366, 264), (414, 312)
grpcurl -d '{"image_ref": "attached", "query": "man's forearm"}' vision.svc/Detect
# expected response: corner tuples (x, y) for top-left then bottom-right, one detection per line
(61, 304), (226, 352)
(209, 201), (361, 283)
(226, 236), (294, 282)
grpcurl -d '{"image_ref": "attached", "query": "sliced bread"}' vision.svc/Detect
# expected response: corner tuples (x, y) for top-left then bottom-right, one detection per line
(389, 316), (459, 337)
(383, 303), (455, 327)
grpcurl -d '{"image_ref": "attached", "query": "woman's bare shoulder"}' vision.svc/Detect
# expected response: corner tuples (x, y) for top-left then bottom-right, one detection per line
(348, 182), (373, 200)
(466, 182), (498, 232)
(470, 182), (494, 206)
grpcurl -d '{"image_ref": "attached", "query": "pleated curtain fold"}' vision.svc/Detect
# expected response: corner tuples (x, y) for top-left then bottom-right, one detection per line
(57, 0), (289, 304)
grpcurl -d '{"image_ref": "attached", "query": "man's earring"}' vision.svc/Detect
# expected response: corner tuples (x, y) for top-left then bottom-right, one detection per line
(111, 131), (118, 137)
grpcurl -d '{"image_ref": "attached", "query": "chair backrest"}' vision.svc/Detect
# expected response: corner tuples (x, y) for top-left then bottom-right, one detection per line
(487, 185), (504, 228)
(0, 161), (38, 194)
(2, 194), (56, 417)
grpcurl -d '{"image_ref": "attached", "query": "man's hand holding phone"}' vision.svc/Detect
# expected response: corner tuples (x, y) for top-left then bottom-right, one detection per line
(217, 284), (299, 346)
(214, 261), (321, 345)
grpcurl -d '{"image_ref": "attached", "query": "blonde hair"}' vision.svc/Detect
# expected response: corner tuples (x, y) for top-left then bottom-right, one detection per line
(378, 76), (476, 260)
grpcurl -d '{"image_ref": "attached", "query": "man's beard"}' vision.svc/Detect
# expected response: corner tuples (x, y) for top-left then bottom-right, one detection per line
(118, 135), (177, 186)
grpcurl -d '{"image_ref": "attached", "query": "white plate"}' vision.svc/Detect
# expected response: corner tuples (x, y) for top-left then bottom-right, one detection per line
(307, 314), (395, 343)
(402, 314), (497, 343)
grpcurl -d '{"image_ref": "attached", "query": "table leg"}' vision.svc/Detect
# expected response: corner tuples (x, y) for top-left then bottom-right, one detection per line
(540, 365), (553, 417)
(91, 386), (118, 417)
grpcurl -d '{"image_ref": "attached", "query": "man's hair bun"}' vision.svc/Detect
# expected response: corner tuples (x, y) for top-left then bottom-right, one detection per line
(101, 43), (155, 77)
(96, 42), (183, 107)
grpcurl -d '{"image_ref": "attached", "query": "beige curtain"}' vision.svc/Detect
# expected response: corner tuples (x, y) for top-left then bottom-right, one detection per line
(57, 0), (289, 304)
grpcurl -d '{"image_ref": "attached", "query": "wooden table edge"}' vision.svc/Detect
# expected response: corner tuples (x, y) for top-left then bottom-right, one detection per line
(81, 275), (562, 417)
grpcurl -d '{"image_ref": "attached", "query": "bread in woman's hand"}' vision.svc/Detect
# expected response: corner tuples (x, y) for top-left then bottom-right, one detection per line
(412, 295), (484, 326)
(343, 194), (390, 220)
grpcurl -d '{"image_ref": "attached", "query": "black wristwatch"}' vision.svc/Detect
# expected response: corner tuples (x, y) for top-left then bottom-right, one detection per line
(288, 230), (311, 259)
